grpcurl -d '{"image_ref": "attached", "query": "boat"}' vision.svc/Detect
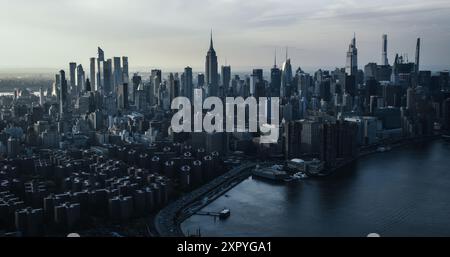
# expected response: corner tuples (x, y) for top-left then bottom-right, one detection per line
(219, 208), (231, 219)
(252, 166), (288, 181)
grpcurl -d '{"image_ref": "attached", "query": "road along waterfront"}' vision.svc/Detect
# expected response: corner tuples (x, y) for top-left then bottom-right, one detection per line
(154, 162), (256, 236)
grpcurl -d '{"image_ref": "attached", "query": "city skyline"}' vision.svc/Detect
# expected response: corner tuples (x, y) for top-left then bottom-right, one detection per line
(1, 0), (450, 72)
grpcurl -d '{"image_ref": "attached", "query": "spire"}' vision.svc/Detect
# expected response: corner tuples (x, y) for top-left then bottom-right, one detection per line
(209, 29), (214, 50)
(274, 49), (277, 67)
(352, 32), (356, 46)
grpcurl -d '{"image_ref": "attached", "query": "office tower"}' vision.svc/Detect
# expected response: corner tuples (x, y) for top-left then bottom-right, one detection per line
(76, 64), (85, 95)
(97, 47), (105, 91)
(89, 57), (96, 90)
(103, 59), (113, 94)
(168, 73), (180, 102)
(151, 69), (162, 104)
(415, 38), (420, 74)
(345, 34), (358, 76)
(197, 73), (205, 88)
(364, 63), (378, 81)
(284, 120), (302, 159)
(381, 34), (389, 66)
(117, 83), (129, 111)
(113, 57), (122, 91)
(135, 83), (147, 110)
(205, 32), (218, 96)
(122, 56), (129, 84)
(85, 78), (91, 92)
(39, 87), (44, 106)
(297, 72), (311, 98)
(221, 65), (231, 90)
(7, 137), (20, 157)
(69, 62), (77, 95)
(59, 70), (68, 115)
(270, 53), (281, 97)
(300, 120), (321, 154)
(131, 73), (142, 103)
(406, 87), (416, 111)
(182, 66), (193, 101)
(281, 48), (293, 98)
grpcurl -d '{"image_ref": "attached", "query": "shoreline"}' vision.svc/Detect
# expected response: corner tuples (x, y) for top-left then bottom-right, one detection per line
(154, 133), (445, 237)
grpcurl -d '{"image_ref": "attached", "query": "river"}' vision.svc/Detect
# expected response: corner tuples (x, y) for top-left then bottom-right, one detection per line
(181, 139), (450, 236)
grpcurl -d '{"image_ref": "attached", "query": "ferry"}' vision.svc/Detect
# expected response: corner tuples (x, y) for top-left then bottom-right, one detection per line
(252, 166), (288, 181)
(219, 209), (231, 219)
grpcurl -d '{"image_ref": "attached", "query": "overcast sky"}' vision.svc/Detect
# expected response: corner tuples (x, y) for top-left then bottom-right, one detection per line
(1, 0), (449, 73)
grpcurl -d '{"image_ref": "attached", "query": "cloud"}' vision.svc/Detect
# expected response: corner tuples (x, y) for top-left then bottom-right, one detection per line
(0, 0), (449, 71)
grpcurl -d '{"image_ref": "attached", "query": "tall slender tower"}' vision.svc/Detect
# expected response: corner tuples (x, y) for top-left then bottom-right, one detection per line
(69, 62), (77, 95)
(59, 70), (68, 116)
(381, 34), (389, 66)
(89, 57), (96, 90)
(205, 31), (218, 97)
(281, 47), (292, 98)
(345, 34), (358, 75)
(97, 47), (105, 92)
(415, 38), (420, 74)
(270, 49), (281, 97)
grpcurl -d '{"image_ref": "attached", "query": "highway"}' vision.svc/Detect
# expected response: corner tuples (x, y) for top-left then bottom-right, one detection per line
(154, 162), (255, 237)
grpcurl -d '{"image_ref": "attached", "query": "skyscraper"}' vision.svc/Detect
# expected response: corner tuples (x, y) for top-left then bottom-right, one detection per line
(270, 52), (281, 97)
(59, 70), (68, 116)
(69, 62), (77, 95)
(182, 66), (193, 101)
(281, 48), (293, 98)
(381, 34), (389, 66)
(122, 56), (129, 84)
(103, 59), (113, 94)
(151, 69), (162, 105)
(345, 34), (358, 76)
(89, 57), (96, 90)
(97, 47), (105, 91)
(221, 65), (231, 90)
(113, 57), (122, 91)
(117, 83), (129, 111)
(76, 64), (85, 95)
(205, 31), (218, 97)
(415, 38), (421, 74)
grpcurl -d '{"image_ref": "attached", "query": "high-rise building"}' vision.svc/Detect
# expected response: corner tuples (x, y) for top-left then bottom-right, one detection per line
(205, 32), (218, 97)
(415, 38), (421, 74)
(197, 73), (205, 88)
(122, 56), (129, 84)
(270, 52), (281, 97)
(345, 34), (358, 76)
(281, 48), (293, 98)
(89, 57), (96, 90)
(381, 34), (389, 66)
(69, 62), (77, 95)
(59, 70), (68, 115)
(103, 59), (113, 94)
(131, 73), (142, 104)
(113, 57), (122, 91)
(151, 69), (162, 104)
(182, 67), (193, 101)
(284, 120), (302, 159)
(221, 65), (231, 90)
(76, 64), (85, 95)
(97, 47), (105, 91)
(117, 83), (129, 111)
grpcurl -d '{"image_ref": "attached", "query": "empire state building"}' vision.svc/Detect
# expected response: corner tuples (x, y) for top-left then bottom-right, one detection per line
(205, 32), (218, 97)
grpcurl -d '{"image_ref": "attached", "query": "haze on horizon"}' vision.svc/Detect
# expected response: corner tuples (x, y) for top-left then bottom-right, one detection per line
(1, 0), (450, 73)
